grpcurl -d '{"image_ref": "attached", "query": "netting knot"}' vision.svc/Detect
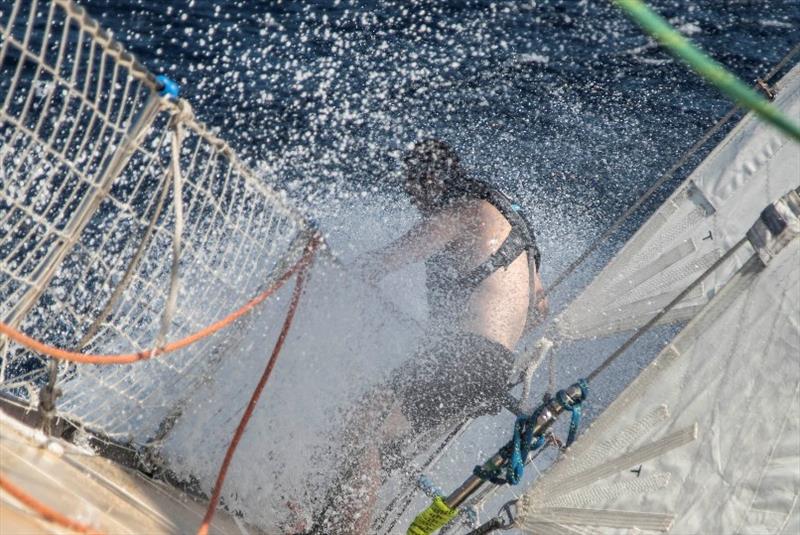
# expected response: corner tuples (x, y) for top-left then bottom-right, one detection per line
(167, 99), (194, 128)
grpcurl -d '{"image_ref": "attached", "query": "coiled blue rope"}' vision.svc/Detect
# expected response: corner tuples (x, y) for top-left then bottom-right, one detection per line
(474, 380), (589, 486)
(557, 379), (588, 448)
(506, 412), (546, 485)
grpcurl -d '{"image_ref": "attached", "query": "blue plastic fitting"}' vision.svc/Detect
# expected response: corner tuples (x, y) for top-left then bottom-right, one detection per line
(156, 74), (180, 99)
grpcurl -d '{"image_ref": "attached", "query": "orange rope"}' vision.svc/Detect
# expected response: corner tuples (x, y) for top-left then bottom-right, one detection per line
(0, 241), (317, 365)
(0, 239), (317, 534)
(196, 251), (313, 535)
(0, 474), (104, 535)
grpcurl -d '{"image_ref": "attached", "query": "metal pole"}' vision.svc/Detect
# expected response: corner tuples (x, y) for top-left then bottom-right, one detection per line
(443, 382), (585, 509)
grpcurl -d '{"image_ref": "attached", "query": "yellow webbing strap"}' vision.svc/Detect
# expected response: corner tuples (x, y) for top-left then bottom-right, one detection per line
(407, 495), (458, 535)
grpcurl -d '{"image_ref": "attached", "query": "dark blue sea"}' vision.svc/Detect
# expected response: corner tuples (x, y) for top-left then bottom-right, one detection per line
(80, 0), (799, 270)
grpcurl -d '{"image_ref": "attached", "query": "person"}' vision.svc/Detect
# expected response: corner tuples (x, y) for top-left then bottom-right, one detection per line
(309, 139), (548, 534)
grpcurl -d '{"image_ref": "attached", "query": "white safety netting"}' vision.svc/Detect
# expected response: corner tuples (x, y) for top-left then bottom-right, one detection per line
(1, 0), (307, 440)
(556, 62), (800, 340)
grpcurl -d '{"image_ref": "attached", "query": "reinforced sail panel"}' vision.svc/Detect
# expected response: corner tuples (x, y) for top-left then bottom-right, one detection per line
(557, 63), (800, 340)
(520, 217), (800, 534)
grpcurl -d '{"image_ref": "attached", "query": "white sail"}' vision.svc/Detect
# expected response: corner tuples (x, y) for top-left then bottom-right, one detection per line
(557, 63), (800, 340)
(519, 193), (800, 534)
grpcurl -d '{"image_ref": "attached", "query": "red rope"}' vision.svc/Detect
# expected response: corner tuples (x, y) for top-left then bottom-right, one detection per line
(0, 474), (104, 535)
(196, 253), (313, 535)
(0, 243), (316, 364)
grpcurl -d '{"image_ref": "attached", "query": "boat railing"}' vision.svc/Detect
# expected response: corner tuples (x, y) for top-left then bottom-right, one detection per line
(0, 0), (309, 443)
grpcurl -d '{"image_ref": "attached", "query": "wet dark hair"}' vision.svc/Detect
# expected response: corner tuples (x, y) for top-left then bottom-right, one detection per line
(403, 139), (467, 186)
(403, 139), (468, 211)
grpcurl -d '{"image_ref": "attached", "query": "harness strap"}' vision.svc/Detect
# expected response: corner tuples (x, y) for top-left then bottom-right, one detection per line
(455, 181), (541, 291)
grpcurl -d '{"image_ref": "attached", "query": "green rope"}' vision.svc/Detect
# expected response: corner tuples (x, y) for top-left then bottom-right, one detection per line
(613, 0), (800, 143)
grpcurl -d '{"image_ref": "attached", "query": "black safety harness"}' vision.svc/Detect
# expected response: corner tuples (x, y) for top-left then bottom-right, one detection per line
(454, 180), (541, 289)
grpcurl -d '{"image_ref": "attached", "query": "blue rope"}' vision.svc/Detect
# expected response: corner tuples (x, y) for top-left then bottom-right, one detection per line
(417, 474), (445, 497)
(474, 379), (589, 486)
(565, 403), (582, 446)
(473, 410), (545, 486)
(472, 462), (508, 486)
(556, 379), (588, 448)
(506, 412), (545, 485)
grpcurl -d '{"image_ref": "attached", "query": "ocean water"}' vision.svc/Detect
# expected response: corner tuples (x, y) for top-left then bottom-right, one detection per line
(5, 0), (800, 532)
(79, 0), (799, 292)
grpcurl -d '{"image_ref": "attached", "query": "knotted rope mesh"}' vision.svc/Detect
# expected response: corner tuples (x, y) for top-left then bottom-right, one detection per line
(1, 0), (307, 441)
